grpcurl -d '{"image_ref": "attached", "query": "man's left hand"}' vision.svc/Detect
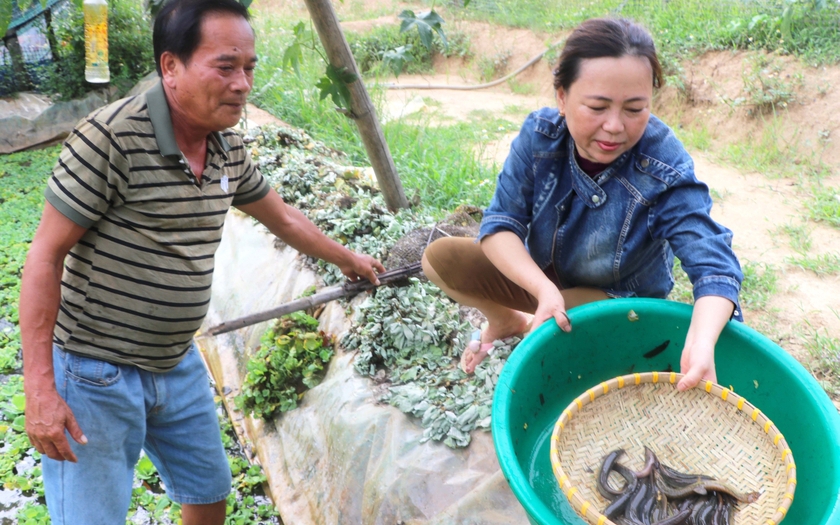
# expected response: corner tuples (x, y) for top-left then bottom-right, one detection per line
(340, 253), (384, 285)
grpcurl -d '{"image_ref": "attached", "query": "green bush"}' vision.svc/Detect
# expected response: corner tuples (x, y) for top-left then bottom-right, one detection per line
(347, 25), (433, 76)
(38, 0), (154, 100)
(346, 25), (471, 77)
(234, 312), (334, 419)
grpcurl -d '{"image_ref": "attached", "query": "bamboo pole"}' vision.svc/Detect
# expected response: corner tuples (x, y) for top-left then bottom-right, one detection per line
(301, 0), (409, 212)
(203, 262), (422, 336)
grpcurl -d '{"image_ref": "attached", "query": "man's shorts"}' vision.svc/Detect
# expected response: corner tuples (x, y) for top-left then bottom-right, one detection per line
(42, 344), (231, 524)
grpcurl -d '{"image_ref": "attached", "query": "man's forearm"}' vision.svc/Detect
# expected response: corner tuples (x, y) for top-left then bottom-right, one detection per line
(275, 206), (354, 266)
(20, 254), (64, 393)
(236, 191), (353, 267)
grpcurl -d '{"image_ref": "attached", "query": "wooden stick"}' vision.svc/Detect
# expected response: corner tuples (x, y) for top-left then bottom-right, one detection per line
(204, 262), (422, 336)
(301, 0), (409, 212)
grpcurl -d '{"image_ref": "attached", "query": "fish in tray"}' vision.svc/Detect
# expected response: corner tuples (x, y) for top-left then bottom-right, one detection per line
(596, 447), (759, 525)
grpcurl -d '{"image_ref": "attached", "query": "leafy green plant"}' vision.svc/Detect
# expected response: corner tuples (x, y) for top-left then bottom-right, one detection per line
(346, 25), (432, 77)
(281, 21), (358, 113)
(1, 0), (50, 38)
(15, 501), (50, 525)
(134, 454), (161, 489)
(734, 55), (800, 115)
(235, 312), (334, 419)
(0, 147), (54, 523)
(0, 148), (58, 324)
(398, 9), (448, 53)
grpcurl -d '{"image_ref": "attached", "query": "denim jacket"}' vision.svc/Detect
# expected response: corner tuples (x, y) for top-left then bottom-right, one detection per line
(478, 108), (744, 320)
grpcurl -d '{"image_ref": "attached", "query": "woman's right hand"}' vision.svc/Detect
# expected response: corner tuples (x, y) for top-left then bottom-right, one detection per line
(481, 231), (573, 333)
(534, 286), (572, 333)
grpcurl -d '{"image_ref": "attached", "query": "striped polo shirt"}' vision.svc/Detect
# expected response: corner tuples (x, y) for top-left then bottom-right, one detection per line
(45, 80), (269, 372)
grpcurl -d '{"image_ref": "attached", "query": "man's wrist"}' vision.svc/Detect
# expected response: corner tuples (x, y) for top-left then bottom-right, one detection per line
(23, 360), (57, 394)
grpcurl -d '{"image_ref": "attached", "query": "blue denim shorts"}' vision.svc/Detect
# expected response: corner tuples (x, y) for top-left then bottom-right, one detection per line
(42, 344), (231, 524)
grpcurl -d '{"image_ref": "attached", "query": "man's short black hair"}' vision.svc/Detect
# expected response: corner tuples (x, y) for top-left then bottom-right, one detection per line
(153, 0), (251, 76)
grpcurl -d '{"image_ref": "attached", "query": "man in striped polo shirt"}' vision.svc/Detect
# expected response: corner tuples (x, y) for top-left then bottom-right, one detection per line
(19, 0), (383, 523)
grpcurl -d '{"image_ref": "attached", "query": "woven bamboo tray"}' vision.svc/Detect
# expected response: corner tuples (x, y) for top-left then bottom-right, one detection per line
(549, 372), (796, 525)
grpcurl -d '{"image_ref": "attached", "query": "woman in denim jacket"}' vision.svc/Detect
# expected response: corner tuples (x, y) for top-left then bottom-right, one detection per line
(422, 18), (743, 391)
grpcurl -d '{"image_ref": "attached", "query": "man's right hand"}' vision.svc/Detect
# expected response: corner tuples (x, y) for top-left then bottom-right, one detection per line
(20, 202), (91, 463)
(25, 386), (87, 462)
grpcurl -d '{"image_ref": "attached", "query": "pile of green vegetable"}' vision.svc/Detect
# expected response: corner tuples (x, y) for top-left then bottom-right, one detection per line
(245, 125), (520, 447)
(235, 312), (334, 419)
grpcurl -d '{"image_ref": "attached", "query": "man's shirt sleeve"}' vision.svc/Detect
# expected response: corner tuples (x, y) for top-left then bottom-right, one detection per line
(231, 149), (269, 206)
(45, 118), (130, 228)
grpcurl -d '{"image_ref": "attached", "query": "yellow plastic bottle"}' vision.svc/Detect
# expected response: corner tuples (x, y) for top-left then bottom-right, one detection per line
(83, 0), (110, 83)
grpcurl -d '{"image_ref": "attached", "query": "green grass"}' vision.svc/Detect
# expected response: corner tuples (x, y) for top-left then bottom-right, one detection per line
(801, 320), (840, 397)
(673, 121), (713, 153)
(252, 16), (497, 212)
(670, 258), (694, 304)
(445, 0), (840, 65)
(787, 253), (840, 275)
(740, 260), (779, 311)
(774, 223), (840, 275)
(671, 259), (778, 313)
(720, 115), (832, 181)
(507, 78), (538, 95)
(806, 181), (840, 228)
(777, 223), (813, 254)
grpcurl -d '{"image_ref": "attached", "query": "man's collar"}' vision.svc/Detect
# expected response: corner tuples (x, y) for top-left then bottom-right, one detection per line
(146, 79), (232, 158)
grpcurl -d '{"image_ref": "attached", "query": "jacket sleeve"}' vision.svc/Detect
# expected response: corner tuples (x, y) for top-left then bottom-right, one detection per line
(477, 112), (539, 243)
(648, 149), (744, 318)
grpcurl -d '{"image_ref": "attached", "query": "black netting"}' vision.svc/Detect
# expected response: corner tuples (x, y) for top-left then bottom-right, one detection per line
(1, 0), (68, 96)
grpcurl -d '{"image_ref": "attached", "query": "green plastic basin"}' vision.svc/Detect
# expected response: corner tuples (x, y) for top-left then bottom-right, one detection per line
(492, 298), (840, 525)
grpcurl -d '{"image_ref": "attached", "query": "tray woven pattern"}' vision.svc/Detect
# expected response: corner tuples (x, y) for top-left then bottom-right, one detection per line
(549, 372), (796, 525)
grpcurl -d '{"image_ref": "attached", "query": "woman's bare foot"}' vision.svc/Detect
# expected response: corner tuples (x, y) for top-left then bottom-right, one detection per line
(460, 312), (532, 374)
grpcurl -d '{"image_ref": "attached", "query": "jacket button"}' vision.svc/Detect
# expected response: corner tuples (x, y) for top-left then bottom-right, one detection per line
(591, 195), (600, 203)
(640, 158), (650, 168)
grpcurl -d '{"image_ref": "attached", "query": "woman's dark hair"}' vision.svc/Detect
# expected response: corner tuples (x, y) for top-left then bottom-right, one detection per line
(552, 18), (663, 91)
(153, 0), (251, 76)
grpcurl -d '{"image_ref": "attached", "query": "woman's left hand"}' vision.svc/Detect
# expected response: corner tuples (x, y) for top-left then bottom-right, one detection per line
(678, 340), (716, 391)
(676, 295), (735, 391)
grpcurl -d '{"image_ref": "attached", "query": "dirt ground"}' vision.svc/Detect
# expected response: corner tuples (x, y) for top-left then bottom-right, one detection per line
(250, 0), (840, 372)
